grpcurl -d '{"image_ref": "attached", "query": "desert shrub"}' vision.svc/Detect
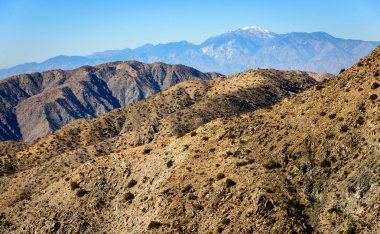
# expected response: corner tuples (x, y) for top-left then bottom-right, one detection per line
(264, 160), (281, 169)
(143, 148), (152, 154)
(371, 82), (380, 89)
(236, 159), (255, 167)
(216, 173), (225, 180)
(356, 116), (365, 125)
(148, 221), (162, 230)
(340, 125), (349, 133)
(369, 94), (378, 100)
(320, 111), (326, 116)
(320, 159), (331, 167)
(315, 85), (324, 90)
(339, 68), (345, 74)
(190, 131), (197, 137)
(347, 185), (356, 194)
(182, 185), (193, 194)
(127, 179), (137, 188)
(76, 189), (88, 197)
(124, 192), (135, 201)
(328, 113), (336, 119)
(70, 181), (80, 190)
(202, 136), (209, 141)
(226, 178), (236, 187)
(194, 204), (204, 210)
(221, 218), (231, 225)
(166, 160), (173, 168)
(188, 194), (198, 200)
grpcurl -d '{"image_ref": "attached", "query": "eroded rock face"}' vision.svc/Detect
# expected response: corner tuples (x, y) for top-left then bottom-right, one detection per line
(0, 61), (217, 141)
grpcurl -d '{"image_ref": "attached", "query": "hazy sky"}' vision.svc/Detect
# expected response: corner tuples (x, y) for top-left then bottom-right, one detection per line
(0, 0), (379, 68)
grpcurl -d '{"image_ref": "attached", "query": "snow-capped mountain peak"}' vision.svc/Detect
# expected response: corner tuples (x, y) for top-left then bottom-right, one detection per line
(241, 26), (270, 33)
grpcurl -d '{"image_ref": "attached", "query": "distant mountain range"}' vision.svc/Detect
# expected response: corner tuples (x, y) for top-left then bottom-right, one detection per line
(0, 26), (379, 78)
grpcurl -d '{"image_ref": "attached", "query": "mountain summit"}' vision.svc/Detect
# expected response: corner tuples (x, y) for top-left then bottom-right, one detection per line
(0, 27), (379, 78)
(241, 25), (271, 33)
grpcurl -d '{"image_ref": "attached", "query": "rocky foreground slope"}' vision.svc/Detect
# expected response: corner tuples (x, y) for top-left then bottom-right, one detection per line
(0, 46), (379, 233)
(0, 61), (218, 141)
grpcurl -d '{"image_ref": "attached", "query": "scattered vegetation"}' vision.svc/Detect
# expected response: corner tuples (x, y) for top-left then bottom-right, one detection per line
(76, 189), (88, 197)
(371, 82), (379, 89)
(148, 221), (162, 230)
(315, 85), (324, 90)
(328, 113), (337, 119)
(166, 160), (173, 168)
(123, 192), (135, 202)
(221, 218), (231, 225)
(320, 159), (331, 168)
(356, 116), (365, 125)
(182, 185), (193, 194)
(226, 179), (236, 187)
(263, 160), (281, 170)
(369, 94), (378, 100)
(70, 181), (80, 190)
(190, 131), (197, 137)
(216, 173), (225, 180)
(340, 125), (349, 133)
(194, 203), (204, 210)
(127, 179), (137, 188)
(143, 148), (152, 154)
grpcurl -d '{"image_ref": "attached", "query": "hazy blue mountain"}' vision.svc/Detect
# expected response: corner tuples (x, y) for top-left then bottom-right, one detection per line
(1, 26), (379, 78)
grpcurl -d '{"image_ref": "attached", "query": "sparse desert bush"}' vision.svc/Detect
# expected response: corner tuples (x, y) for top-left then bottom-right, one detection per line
(221, 218), (231, 225)
(143, 148), (152, 154)
(340, 125), (349, 133)
(202, 136), (209, 141)
(264, 160), (281, 169)
(315, 85), (324, 90)
(166, 160), (173, 168)
(328, 113), (336, 119)
(226, 178), (236, 187)
(182, 184), (193, 194)
(70, 181), (80, 190)
(124, 192), (135, 202)
(194, 203), (204, 210)
(190, 131), (197, 137)
(371, 82), (380, 89)
(369, 94), (378, 100)
(188, 194), (198, 200)
(356, 116), (365, 125)
(127, 179), (137, 188)
(216, 173), (225, 180)
(76, 189), (88, 197)
(148, 221), (162, 230)
(320, 159), (331, 167)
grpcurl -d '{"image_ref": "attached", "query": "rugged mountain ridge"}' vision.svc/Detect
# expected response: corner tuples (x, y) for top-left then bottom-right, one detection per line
(0, 61), (217, 141)
(0, 46), (379, 233)
(0, 26), (378, 78)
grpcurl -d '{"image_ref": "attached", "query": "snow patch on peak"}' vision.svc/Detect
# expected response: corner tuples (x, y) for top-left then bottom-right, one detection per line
(241, 26), (270, 33)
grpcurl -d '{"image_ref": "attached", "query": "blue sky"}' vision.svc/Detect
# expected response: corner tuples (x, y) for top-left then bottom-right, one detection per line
(0, 0), (379, 68)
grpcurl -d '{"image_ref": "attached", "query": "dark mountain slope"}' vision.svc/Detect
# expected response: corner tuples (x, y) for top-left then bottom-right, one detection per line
(0, 61), (216, 141)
